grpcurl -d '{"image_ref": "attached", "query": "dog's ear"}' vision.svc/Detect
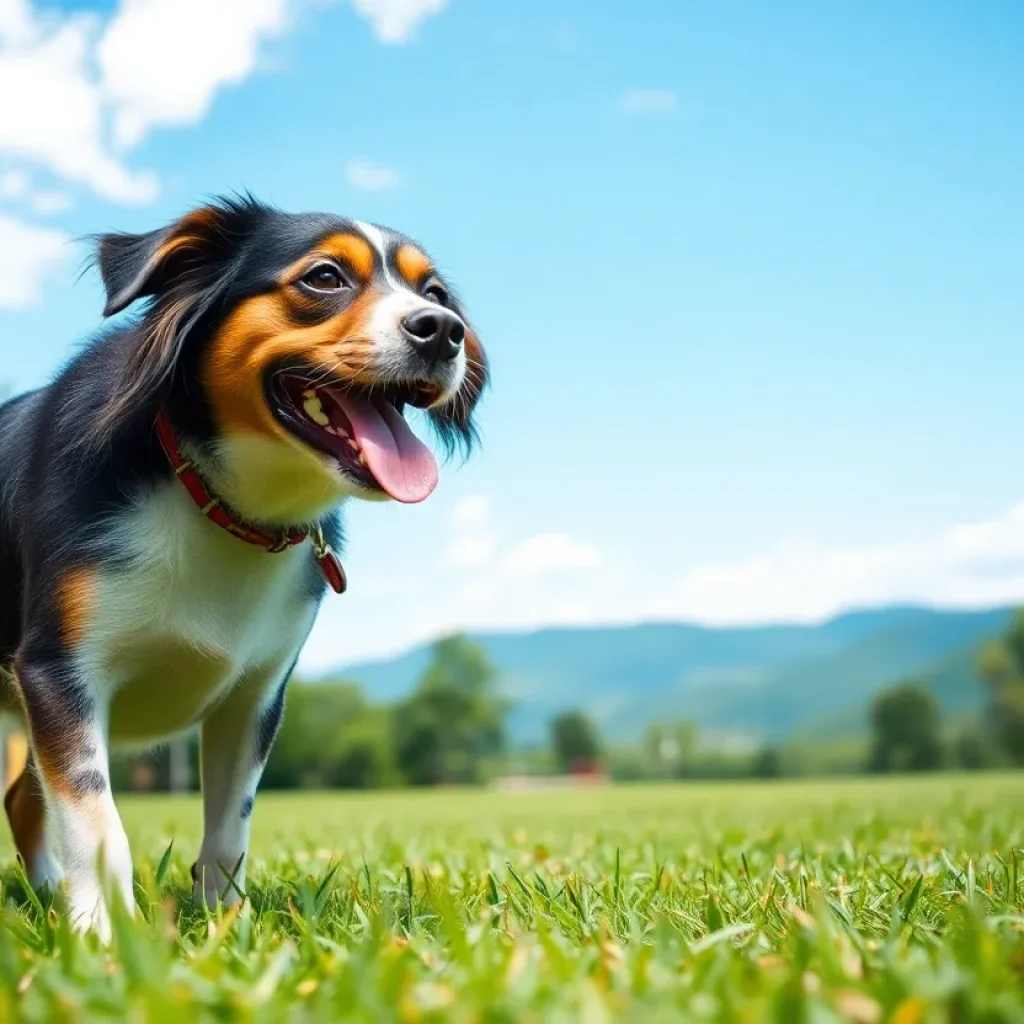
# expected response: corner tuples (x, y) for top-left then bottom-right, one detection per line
(84, 198), (268, 448)
(96, 225), (178, 316)
(94, 205), (232, 316)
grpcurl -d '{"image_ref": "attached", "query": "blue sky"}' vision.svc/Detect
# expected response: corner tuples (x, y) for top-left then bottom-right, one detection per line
(1, 0), (1023, 669)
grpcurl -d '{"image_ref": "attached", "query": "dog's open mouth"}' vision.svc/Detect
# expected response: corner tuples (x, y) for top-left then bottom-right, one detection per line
(267, 370), (441, 503)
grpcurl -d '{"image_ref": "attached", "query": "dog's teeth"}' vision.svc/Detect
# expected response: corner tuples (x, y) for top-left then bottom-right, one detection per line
(347, 439), (358, 451)
(302, 394), (331, 427)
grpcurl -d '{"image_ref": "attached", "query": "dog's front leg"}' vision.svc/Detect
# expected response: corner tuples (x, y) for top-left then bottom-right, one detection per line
(191, 663), (293, 908)
(11, 656), (132, 941)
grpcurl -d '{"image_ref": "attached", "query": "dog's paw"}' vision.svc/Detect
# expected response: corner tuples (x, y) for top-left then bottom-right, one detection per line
(191, 857), (247, 910)
(67, 892), (113, 944)
(64, 877), (136, 945)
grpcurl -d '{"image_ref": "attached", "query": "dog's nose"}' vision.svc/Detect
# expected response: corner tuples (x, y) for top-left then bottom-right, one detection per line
(401, 308), (465, 362)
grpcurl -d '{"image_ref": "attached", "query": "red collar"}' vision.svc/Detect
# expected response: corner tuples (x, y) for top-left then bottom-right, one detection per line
(154, 410), (346, 594)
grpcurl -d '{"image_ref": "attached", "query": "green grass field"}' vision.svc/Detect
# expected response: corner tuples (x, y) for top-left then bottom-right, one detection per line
(1, 774), (1023, 1021)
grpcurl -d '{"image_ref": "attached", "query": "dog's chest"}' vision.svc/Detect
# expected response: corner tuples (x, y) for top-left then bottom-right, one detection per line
(82, 482), (319, 743)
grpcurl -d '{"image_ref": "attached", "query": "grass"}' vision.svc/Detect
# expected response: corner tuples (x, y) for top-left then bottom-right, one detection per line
(1, 774), (1023, 1021)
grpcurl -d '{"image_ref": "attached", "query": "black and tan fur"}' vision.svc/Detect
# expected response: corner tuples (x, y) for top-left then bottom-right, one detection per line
(0, 196), (486, 937)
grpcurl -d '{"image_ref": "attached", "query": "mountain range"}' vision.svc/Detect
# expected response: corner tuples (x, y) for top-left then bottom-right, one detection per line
(313, 605), (1013, 743)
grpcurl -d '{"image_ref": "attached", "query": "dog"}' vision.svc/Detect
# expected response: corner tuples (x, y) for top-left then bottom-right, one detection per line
(0, 195), (487, 937)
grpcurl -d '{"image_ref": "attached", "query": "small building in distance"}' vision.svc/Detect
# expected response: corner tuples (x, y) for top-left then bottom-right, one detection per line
(492, 760), (609, 791)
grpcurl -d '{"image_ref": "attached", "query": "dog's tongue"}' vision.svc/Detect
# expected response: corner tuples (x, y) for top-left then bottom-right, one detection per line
(328, 390), (438, 503)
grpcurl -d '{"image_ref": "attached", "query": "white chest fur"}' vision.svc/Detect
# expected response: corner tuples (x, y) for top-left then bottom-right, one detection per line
(77, 480), (320, 746)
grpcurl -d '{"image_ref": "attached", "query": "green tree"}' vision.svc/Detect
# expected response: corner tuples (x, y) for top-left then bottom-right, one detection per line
(955, 722), (995, 771)
(978, 610), (1024, 766)
(551, 710), (601, 772)
(393, 635), (506, 786)
(326, 709), (399, 789)
(263, 681), (377, 788)
(868, 682), (944, 773)
(752, 745), (783, 779)
(643, 720), (697, 778)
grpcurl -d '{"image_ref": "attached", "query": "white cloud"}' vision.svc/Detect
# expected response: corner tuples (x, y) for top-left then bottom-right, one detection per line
(26, 189), (71, 214)
(0, 170), (71, 213)
(655, 501), (1024, 625)
(445, 534), (495, 569)
(443, 494), (496, 568)
(617, 89), (677, 115)
(0, 167), (28, 199)
(446, 498), (603, 578)
(0, 0), (32, 45)
(301, 559), (627, 670)
(0, 0), (449, 212)
(299, 499), (1024, 671)
(98, 0), (296, 149)
(0, 212), (71, 307)
(349, 0), (448, 44)
(503, 532), (603, 577)
(0, 0), (453, 307)
(452, 494), (490, 529)
(346, 157), (400, 191)
(0, 12), (157, 203)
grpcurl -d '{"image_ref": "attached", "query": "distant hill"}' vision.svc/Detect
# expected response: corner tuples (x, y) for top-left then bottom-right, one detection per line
(315, 605), (1012, 743)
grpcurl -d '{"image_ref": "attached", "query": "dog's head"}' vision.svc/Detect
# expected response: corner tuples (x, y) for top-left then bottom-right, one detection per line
(89, 196), (487, 523)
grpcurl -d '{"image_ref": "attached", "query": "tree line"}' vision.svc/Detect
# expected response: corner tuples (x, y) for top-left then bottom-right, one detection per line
(114, 635), (515, 791)
(113, 610), (1024, 791)
(864, 609), (1024, 774)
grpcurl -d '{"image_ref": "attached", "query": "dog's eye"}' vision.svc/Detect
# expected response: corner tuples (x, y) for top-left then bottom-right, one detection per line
(301, 263), (348, 292)
(423, 280), (449, 307)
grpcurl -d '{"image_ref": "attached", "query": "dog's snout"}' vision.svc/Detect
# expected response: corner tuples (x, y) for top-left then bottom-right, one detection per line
(400, 308), (465, 362)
